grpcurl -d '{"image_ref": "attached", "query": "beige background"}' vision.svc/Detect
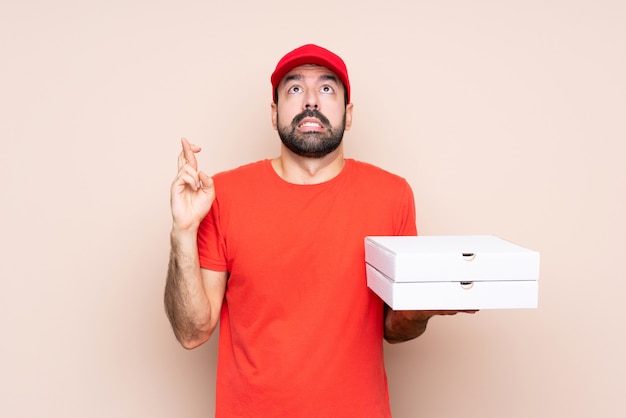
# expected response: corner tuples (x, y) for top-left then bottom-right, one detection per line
(1, 0), (624, 417)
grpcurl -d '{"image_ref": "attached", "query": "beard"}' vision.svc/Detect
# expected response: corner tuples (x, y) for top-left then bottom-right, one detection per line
(277, 108), (346, 158)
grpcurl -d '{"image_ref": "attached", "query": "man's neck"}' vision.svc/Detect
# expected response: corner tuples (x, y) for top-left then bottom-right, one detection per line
(271, 148), (345, 185)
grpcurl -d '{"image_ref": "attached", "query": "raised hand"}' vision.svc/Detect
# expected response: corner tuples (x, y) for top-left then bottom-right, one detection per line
(170, 137), (215, 232)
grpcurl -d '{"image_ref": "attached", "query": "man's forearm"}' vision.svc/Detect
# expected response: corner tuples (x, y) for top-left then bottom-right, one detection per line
(164, 229), (211, 348)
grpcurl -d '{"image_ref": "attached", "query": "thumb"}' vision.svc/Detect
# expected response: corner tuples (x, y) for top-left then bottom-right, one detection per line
(198, 171), (214, 193)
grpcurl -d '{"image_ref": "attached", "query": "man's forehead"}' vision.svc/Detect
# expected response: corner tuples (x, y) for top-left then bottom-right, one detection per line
(281, 64), (339, 82)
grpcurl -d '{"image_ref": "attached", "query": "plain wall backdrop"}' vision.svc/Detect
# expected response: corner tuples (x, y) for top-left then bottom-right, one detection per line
(1, 1), (624, 417)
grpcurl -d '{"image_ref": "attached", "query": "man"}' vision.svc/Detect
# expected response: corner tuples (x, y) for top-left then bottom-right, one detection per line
(165, 44), (472, 417)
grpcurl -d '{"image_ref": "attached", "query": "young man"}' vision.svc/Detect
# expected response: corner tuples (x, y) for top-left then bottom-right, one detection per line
(165, 44), (472, 417)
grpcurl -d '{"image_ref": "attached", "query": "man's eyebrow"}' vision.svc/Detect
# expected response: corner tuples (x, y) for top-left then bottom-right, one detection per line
(282, 73), (339, 84)
(319, 74), (339, 84)
(283, 74), (303, 83)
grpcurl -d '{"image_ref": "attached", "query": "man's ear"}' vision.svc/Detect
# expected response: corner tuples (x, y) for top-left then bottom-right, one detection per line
(271, 102), (278, 130)
(344, 103), (354, 131)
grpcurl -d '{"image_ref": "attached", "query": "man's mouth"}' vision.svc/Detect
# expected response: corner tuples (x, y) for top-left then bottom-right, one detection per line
(292, 109), (331, 132)
(297, 118), (325, 131)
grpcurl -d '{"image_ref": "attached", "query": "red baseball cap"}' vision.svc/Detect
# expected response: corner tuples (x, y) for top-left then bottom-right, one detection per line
(270, 44), (350, 103)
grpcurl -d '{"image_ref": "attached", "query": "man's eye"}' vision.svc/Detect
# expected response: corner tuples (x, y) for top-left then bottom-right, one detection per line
(288, 86), (302, 94)
(321, 85), (335, 94)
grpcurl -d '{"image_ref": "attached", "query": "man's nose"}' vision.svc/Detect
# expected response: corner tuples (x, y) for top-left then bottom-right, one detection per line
(304, 91), (319, 109)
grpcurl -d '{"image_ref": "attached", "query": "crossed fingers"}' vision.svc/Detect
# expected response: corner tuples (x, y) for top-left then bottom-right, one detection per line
(177, 137), (203, 191)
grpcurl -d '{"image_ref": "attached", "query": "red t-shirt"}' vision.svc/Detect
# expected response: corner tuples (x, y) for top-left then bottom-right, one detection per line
(198, 159), (417, 417)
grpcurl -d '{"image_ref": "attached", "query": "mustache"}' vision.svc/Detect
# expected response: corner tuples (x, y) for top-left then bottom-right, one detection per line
(291, 109), (331, 129)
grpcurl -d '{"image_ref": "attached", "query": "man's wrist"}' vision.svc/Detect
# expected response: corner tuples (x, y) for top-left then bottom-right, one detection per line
(170, 225), (200, 250)
(171, 222), (199, 236)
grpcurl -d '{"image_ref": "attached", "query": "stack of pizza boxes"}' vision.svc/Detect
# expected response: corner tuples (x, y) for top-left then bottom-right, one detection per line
(365, 235), (539, 310)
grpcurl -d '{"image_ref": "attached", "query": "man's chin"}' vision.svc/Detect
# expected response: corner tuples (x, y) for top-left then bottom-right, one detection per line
(278, 128), (344, 158)
(283, 142), (341, 159)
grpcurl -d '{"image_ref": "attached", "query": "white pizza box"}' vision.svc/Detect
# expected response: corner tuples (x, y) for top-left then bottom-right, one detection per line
(366, 263), (538, 310)
(364, 235), (539, 282)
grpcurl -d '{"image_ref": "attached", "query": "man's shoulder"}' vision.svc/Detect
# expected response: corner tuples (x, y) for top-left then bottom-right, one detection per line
(349, 159), (409, 184)
(213, 160), (269, 181)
